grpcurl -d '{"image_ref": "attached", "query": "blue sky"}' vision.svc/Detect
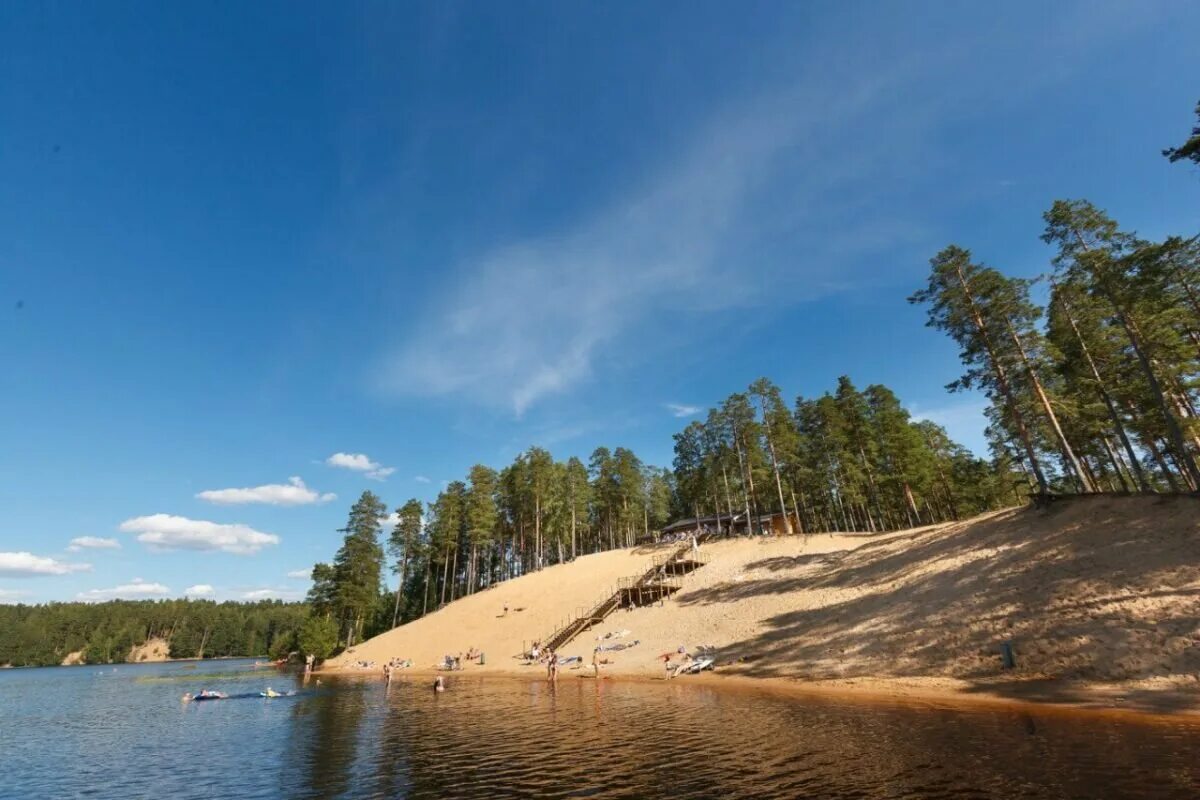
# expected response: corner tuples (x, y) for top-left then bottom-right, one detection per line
(2, 1), (1198, 603)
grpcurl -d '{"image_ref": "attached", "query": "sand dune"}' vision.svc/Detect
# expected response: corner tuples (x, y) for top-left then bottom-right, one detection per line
(128, 637), (170, 663)
(327, 495), (1200, 714)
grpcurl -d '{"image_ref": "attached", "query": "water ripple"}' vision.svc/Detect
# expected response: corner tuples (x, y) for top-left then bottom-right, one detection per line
(2, 662), (1200, 798)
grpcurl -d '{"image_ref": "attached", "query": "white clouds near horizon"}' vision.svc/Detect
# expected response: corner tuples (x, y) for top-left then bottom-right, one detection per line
(0, 551), (92, 577)
(67, 536), (121, 552)
(77, 578), (169, 602)
(242, 587), (304, 601)
(184, 584), (215, 597)
(118, 514), (280, 555)
(325, 452), (395, 481)
(665, 403), (701, 418)
(197, 476), (336, 506)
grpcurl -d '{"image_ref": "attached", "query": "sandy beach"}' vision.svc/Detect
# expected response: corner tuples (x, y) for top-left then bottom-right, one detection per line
(326, 495), (1200, 717)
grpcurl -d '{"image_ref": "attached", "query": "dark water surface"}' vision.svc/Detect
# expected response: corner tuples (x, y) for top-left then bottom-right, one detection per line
(2, 659), (1199, 799)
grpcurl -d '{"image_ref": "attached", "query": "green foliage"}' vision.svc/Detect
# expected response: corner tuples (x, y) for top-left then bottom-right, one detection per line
(298, 615), (338, 660)
(0, 599), (308, 667)
(331, 491), (388, 645)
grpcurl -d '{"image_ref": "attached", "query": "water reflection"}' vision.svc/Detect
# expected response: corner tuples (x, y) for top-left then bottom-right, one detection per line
(2, 662), (1198, 799)
(305, 675), (1200, 799)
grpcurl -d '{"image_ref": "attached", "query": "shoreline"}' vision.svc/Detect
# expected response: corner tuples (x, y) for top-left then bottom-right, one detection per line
(320, 664), (1200, 725)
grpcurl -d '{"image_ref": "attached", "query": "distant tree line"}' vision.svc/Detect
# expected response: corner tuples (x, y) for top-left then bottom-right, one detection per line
(0, 599), (308, 667)
(671, 377), (1019, 537)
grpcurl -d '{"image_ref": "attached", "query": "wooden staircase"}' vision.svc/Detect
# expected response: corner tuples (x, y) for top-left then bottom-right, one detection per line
(534, 535), (713, 654)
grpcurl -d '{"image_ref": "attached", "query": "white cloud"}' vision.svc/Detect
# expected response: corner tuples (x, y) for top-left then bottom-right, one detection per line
(0, 588), (29, 603)
(241, 587), (304, 601)
(66, 536), (121, 552)
(325, 452), (394, 481)
(184, 584), (215, 597)
(286, 568), (311, 580)
(379, 512), (400, 528)
(414, 475), (431, 484)
(118, 514), (280, 555)
(0, 552), (92, 577)
(665, 403), (701, 418)
(77, 578), (170, 602)
(196, 476), (336, 506)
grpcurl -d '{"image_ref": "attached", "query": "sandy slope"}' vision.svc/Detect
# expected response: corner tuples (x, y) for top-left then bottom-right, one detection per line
(329, 545), (669, 668)
(127, 637), (170, 662)
(326, 495), (1200, 714)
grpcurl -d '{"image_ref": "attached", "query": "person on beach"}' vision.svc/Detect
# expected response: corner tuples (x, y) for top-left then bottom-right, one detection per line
(384, 663), (393, 686)
(547, 649), (558, 682)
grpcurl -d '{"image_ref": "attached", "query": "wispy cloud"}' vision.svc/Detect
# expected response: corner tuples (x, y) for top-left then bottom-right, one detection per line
(325, 452), (395, 481)
(119, 514), (280, 555)
(77, 578), (169, 602)
(241, 587), (304, 601)
(0, 588), (29, 602)
(286, 568), (311, 580)
(197, 476), (336, 506)
(0, 552), (91, 577)
(376, 74), (912, 415)
(665, 403), (701, 418)
(369, 6), (1143, 417)
(414, 475), (431, 484)
(184, 584), (215, 597)
(67, 536), (121, 552)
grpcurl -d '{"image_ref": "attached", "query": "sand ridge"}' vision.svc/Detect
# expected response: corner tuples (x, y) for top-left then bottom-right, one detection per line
(326, 495), (1200, 715)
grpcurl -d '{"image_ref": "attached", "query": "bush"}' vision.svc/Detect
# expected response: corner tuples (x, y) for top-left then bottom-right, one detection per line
(298, 616), (338, 661)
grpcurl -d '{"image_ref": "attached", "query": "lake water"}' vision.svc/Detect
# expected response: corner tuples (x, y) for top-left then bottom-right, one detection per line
(2, 659), (1199, 799)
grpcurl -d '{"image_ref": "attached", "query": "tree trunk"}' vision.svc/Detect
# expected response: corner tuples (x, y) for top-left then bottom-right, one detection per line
(756, 396), (794, 534)
(952, 261), (1049, 492)
(1068, 229), (1200, 488)
(1001, 316), (1094, 492)
(1053, 284), (1149, 491)
(731, 432), (754, 534)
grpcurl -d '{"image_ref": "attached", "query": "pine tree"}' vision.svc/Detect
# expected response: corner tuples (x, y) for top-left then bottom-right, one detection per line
(330, 491), (387, 646)
(387, 499), (423, 627)
(1163, 100), (1200, 166)
(1042, 200), (1200, 488)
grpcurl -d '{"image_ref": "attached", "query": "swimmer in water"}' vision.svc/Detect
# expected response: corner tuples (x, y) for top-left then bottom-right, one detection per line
(433, 676), (445, 692)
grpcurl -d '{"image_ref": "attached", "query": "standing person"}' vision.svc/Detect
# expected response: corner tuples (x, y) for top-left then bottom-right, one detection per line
(384, 662), (393, 687)
(547, 650), (558, 682)
(305, 653), (314, 674)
